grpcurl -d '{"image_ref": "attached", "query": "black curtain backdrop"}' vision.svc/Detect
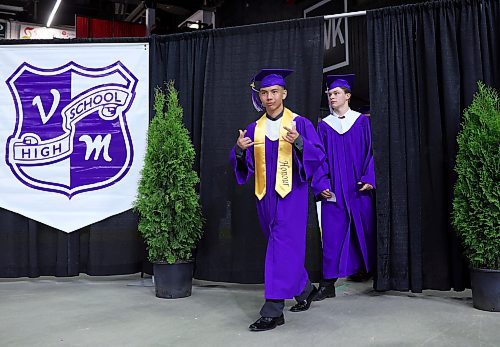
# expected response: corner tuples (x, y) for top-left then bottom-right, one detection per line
(0, 209), (145, 277)
(150, 32), (210, 173)
(367, 0), (500, 291)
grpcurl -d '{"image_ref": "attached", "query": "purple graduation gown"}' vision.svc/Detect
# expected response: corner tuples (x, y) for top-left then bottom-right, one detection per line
(312, 113), (376, 279)
(230, 115), (325, 299)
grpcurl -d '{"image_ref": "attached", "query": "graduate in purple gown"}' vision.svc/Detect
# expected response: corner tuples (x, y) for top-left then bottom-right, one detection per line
(311, 74), (376, 301)
(230, 69), (325, 332)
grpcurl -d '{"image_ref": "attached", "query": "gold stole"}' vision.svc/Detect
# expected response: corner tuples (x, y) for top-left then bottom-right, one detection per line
(254, 108), (294, 200)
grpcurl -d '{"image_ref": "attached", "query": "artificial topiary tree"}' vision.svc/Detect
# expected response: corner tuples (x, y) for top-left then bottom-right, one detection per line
(135, 81), (203, 264)
(452, 81), (500, 270)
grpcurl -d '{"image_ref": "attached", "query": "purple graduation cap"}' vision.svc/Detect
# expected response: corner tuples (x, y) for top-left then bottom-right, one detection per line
(326, 74), (355, 91)
(250, 68), (294, 111)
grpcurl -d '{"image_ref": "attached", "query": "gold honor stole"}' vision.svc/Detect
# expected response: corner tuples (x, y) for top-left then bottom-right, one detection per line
(254, 108), (294, 200)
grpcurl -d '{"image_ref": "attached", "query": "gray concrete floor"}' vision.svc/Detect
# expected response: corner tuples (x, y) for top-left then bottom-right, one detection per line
(0, 274), (498, 347)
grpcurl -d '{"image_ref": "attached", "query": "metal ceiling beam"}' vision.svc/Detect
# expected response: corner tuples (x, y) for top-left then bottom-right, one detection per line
(125, 1), (146, 22)
(0, 4), (24, 12)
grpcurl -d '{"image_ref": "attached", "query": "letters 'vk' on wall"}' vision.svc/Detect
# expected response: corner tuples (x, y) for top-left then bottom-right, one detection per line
(0, 42), (149, 233)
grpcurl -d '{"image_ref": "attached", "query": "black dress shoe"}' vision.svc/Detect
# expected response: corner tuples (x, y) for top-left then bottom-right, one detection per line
(290, 285), (318, 312)
(312, 285), (336, 301)
(249, 315), (285, 331)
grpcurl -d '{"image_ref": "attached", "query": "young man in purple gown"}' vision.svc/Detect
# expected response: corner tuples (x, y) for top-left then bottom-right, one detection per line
(230, 69), (325, 331)
(311, 74), (376, 301)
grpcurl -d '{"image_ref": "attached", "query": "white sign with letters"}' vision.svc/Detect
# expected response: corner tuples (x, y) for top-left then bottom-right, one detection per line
(19, 24), (76, 39)
(0, 43), (149, 232)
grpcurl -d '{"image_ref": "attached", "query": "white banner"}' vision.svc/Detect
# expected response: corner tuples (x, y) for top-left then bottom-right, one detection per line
(0, 42), (149, 233)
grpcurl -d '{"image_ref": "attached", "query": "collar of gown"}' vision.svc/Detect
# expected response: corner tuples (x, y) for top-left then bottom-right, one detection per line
(322, 108), (361, 134)
(256, 111), (298, 141)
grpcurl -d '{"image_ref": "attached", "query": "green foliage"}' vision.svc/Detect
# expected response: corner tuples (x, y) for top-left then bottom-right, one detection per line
(452, 81), (500, 269)
(134, 82), (203, 264)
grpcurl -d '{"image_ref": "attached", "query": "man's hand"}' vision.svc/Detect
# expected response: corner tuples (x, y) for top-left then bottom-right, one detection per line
(282, 124), (299, 144)
(237, 129), (254, 150)
(358, 182), (374, 191)
(321, 188), (333, 199)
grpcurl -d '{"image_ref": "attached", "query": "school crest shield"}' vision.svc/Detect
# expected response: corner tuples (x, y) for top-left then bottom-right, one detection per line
(5, 61), (138, 198)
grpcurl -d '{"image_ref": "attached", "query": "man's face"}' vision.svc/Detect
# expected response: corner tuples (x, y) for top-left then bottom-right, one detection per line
(328, 87), (350, 109)
(259, 85), (287, 114)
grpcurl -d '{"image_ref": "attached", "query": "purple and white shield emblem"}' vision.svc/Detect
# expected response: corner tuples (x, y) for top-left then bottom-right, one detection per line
(5, 61), (138, 198)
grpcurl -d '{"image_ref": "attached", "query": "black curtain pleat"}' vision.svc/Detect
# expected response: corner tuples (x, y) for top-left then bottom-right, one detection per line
(150, 32), (210, 173)
(0, 208), (144, 278)
(367, 0), (500, 291)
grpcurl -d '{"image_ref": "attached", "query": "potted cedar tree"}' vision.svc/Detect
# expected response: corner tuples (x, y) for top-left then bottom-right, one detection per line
(135, 82), (203, 298)
(452, 81), (500, 311)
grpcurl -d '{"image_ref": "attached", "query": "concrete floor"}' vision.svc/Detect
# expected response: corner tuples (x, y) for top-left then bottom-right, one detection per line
(0, 274), (498, 347)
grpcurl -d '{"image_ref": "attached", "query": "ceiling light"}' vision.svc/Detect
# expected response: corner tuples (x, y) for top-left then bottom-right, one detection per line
(178, 10), (215, 30)
(186, 21), (206, 29)
(46, 0), (62, 28)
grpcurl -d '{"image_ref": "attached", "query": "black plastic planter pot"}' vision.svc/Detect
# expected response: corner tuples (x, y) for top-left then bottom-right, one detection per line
(470, 268), (500, 312)
(153, 261), (193, 299)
